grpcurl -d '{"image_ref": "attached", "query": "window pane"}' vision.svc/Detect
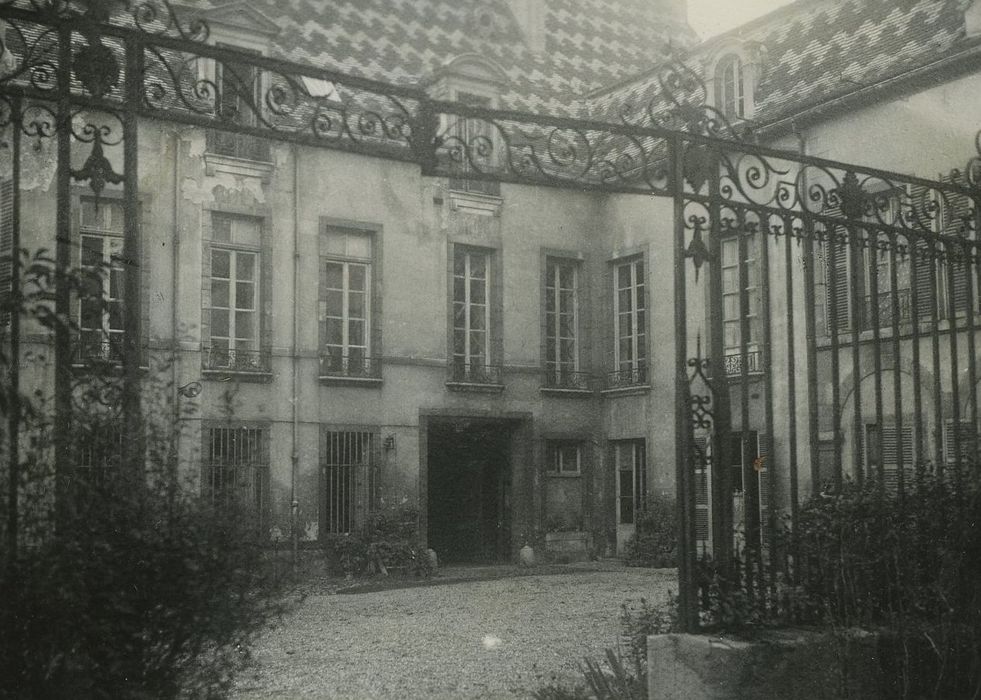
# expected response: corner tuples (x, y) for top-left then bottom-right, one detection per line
(617, 265), (631, 288)
(235, 311), (254, 340)
(211, 309), (229, 337)
(235, 282), (254, 310)
(453, 250), (466, 276)
(324, 262), (343, 290)
(80, 298), (102, 330)
(618, 289), (632, 313)
(81, 236), (104, 267)
(349, 264), (367, 291)
(108, 301), (123, 331)
(326, 319), (343, 345)
(349, 291), (365, 318)
(348, 320), (364, 345)
(236, 252), (255, 281)
(471, 278), (486, 304)
(469, 253), (486, 279)
(470, 307), (486, 330)
(212, 250), (230, 278)
(559, 264), (575, 289)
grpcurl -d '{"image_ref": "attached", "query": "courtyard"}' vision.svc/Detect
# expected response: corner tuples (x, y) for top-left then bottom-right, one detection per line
(233, 565), (675, 699)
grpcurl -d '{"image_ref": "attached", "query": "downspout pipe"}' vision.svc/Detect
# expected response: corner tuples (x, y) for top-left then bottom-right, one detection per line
(291, 144), (300, 570)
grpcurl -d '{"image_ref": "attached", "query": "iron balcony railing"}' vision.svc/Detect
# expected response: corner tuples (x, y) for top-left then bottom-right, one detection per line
(605, 364), (649, 389)
(319, 353), (382, 380)
(724, 349), (763, 377)
(542, 369), (593, 391)
(206, 130), (271, 162)
(448, 361), (503, 385)
(202, 346), (272, 373)
(72, 335), (144, 367)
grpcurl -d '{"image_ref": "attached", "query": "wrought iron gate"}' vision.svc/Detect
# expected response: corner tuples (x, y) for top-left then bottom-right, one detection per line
(2, 0), (979, 631)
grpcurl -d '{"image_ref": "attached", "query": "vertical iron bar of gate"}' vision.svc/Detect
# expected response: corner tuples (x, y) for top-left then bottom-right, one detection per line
(963, 237), (979, 466)
(707, 146), (734, 585)
(122, 34), (144, 481)
(929, 242), (944, 473)
(889, 234), (904, 498)
(944, 240), (961, 475)
(828, 229), (844, 490)
(737, 209), (756, 602)
(803, 219), (821, 497)
(54, 25), (74, 526)
(868, 228), (885, 491)
(6, 95), (22, 558)
(847, 223), (864, 486)
(909, 236), (925, 476)
(783, 215), (801, 573)
(760, 213), (777, 603)
(672, 134), (697, 632)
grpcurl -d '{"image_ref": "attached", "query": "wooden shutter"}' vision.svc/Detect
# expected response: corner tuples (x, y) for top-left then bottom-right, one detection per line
(693, 435), (712, 553)
(755, 433), (769, 545)
(824, 236), (851, 334)
(943, 420), (977, 465)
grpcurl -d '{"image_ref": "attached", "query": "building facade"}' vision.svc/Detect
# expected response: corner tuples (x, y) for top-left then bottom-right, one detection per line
(3, 0), (980, 562)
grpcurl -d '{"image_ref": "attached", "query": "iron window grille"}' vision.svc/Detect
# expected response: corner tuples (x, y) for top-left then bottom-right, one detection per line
(203, 425), (269, 525)
(322, 430), (374, 535)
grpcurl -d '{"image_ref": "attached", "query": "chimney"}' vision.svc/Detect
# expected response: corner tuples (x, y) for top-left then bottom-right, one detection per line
(507, 0), (547, 53)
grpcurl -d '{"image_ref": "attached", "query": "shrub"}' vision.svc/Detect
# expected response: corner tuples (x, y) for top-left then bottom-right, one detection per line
(323, 506), (434, 579)
(619, 596), (678, 676)
(623, 493), (677, 568)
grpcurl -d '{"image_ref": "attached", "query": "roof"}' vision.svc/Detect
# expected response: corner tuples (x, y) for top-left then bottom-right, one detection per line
(183, 0), (697, 115)
(587, 0), (970, 130)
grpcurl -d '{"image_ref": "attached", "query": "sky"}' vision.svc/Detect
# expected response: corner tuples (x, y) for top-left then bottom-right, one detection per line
(686, 0), (798, 39)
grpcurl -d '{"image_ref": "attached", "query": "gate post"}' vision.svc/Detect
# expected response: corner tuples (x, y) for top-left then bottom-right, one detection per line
(672, 134), (698, 632)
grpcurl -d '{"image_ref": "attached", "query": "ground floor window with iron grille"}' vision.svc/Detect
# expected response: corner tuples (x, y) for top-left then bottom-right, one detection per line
(322, 430), (375, 535)
(203, 425), (268, 524)
(613, 439), (646, 525)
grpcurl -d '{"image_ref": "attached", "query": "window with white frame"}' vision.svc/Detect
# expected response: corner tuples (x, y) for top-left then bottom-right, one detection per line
(613, 257), (647, 381)
(208, 213), (262, 371)
(613, 439), (646, 525)
(546, 440), (582, 476)
(716, 53), (746, 120)
(544, 258), (580, 387)
(320, 227), (373, 377)
(721, 236), (760, 375)
(78, 199), (126, 362)
(452, 246), (492, 380)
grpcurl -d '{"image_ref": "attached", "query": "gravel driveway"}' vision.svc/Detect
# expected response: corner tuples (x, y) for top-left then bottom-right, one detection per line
(233, 565), (675, 700)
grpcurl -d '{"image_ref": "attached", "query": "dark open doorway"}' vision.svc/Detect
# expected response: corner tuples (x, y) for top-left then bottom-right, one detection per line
(426, 420), (512, 564)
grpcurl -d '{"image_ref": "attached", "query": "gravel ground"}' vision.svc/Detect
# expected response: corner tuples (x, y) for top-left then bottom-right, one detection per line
(233, 566), (676, 700)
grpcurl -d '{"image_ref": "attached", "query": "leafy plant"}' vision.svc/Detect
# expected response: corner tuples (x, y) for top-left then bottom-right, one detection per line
(619, 596), (678, 676)
(323, 505), (434, 579)
(623, 493), (677, 568)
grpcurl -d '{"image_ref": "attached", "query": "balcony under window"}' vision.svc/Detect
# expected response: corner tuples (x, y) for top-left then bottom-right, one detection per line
(446, 360), (504, 393)
(319, 352), (382, 385)
(541, 368), (593, 396)
(202, 345), (272, 380)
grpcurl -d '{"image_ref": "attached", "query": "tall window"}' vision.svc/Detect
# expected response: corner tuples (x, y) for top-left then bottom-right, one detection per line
(613, 258), (647, 382)
(203, 425), (268, 523)
(452, 246), (492, 381)
(448, 92), (500, 196)
(78, 199), (125, 362)
(320, 227), (373, 378)
(722, 236), (760, 375)
(544, 258), (580, 387)
(322, 430), (375, 535)
(208, 214), (262, 371)
(614, 440), (646, 525)
(716, 54), (746, 119)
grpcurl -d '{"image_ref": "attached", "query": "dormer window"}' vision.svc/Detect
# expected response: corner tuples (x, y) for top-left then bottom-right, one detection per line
(431, 54), (509, 199)
(716, 54), (746, 120)
(187, 3), (278, 163)
(706, 43), (764, 122)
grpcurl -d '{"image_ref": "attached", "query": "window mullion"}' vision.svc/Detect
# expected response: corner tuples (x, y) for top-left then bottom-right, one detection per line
(228, 251), (237, 344)
(342, 263), (350, 351)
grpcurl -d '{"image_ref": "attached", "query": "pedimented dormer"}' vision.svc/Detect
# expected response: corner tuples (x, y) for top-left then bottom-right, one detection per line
(184, 2), (280, 51)
(702, 39), (767, 121)
(430, 54), (510, 104)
